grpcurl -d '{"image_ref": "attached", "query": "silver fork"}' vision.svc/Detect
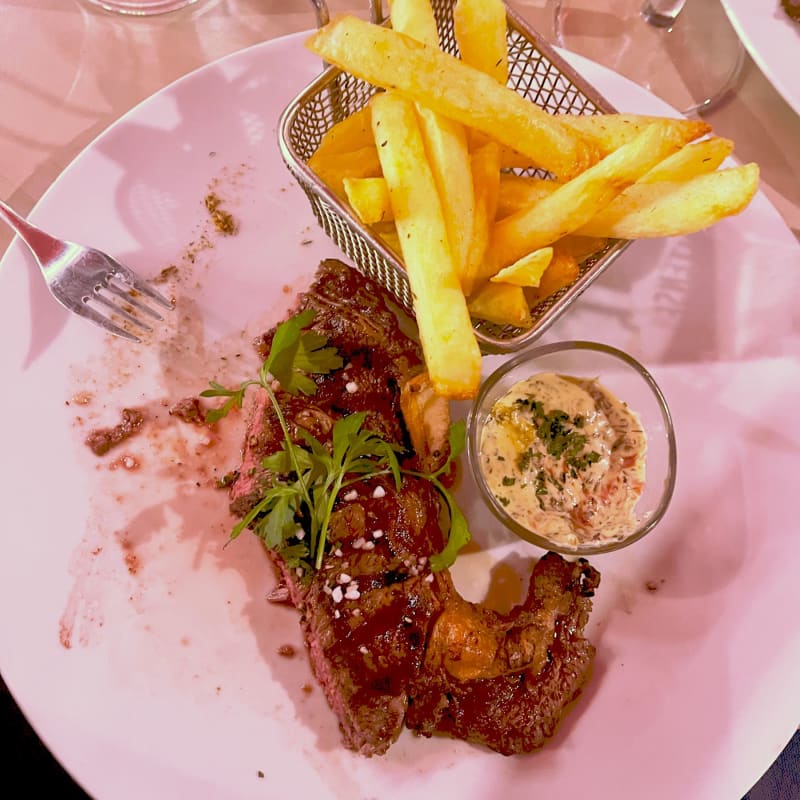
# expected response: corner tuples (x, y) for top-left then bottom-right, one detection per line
(0, 198), (173, 343)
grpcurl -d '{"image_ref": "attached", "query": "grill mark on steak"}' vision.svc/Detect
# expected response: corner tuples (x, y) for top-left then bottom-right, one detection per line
(229, 259), (600, 756)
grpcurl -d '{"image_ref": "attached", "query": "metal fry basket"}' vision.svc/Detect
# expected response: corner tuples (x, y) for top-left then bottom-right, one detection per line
(278, 0), (631, 353)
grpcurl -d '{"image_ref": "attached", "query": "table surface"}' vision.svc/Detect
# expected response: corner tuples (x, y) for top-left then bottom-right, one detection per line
(1, 1), (798, 798)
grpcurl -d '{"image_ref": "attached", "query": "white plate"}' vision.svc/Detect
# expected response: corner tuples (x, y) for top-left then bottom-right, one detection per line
(1, 31), (799, 800)
(721, 0), (800, 115)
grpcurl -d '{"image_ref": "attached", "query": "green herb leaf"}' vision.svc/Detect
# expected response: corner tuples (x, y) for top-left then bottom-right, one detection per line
(264, 309), (342, 395)
(200, 380), (256, 422)
(206, 310), (472, 574)
(332, 411), (367, 464)
(447, 419), (466, 461)
(428, 477), (472, 572)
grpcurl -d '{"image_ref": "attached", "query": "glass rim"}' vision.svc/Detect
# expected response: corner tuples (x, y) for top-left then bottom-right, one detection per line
(80, 0), (201, 15)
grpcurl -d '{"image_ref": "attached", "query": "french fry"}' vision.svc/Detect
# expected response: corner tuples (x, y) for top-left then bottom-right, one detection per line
(558, 113), (711, 156)
(476, 115), (710, 167)
(388, 0), (440, 45)
(639, 137), (734, 183)
(462, 141), (501, 294)
(557, 234), (609, 261)
(490, 122), (691, 267)
(373, 223), (403, 257)
(454, 0), (508, 84)
(491, 247), (553, 287)
(306, 16), (600, 179)
(391, 0), (476, 283)
(415, 109), (475, 279)
(576, 163), (760, 239)
(494, 180), (608, 260)
(525, 248), (580, 306)
(371, 91), (481, 399)
(311, 106), (374, 161)
(496, 174), (560, 219)
(343, 176), (392, 224)
(468, 281), (532, 328)
(308, 145), (382, 199)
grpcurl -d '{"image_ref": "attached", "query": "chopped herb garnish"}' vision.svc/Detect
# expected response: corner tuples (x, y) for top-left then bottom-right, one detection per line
(502, 476), (516, 486)
(202, 311), (470, 572)
(517, 448), (534, 472)
(524, 398), (600, 472)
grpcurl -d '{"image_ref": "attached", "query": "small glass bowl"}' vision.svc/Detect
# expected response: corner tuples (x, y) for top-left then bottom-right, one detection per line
(467, 341), (677, 556)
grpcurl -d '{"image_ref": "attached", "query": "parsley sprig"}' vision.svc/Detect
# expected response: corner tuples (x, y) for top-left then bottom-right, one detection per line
(201, 310), (470, 573)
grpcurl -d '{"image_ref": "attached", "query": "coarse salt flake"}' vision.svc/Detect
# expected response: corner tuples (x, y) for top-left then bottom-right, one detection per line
(372, 529), (384, 539)
(343, 490), (358, 502)
(359, 646), (368, 655)
(372, 486), (386, 499)
(345, 381), (359, 394)
(338, 573), (352, 584)
(332, 586), (344, 603)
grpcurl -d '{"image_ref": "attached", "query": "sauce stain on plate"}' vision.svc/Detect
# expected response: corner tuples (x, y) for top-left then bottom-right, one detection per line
(51, 153), (343, 744)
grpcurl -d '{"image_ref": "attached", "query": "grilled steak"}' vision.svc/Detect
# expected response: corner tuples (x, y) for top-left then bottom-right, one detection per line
(229, 259), (600, 756)
(405, 552), (600, 755)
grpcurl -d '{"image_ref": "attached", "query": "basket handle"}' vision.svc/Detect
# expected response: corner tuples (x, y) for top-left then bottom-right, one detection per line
(310, 0), (386, 28)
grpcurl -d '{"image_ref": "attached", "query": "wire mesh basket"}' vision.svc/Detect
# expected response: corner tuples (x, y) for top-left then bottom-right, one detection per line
(278, 0), (632, 354)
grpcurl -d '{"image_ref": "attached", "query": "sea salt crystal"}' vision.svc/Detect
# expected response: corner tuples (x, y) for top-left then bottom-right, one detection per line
(372, 529), (384, 539)
(345, 381), (359, 394)
(338, 573), (352, 584)
(362, 541), (375, 551)
(359, 646), (368, 655)
(343, 490), (358, 502)
(372, 486), (386, 499)
(332, 586), (344, 603)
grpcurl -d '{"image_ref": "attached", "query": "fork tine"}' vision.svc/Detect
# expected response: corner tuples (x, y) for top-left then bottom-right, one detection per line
(72, 300), (142, 343)
(92, 292), (154, 332)
(110, 262), (173, 309)
(104, 279), (164, 321)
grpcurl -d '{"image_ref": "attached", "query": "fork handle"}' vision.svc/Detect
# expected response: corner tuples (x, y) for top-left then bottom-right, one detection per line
(0, 199), (67, 264)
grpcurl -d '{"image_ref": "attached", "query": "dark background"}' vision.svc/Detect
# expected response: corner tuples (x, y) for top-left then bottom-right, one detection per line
(2, 673), (798, 798)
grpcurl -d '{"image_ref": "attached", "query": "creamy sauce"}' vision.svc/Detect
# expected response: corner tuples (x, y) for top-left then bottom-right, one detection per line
(479, 373), (646, 548)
